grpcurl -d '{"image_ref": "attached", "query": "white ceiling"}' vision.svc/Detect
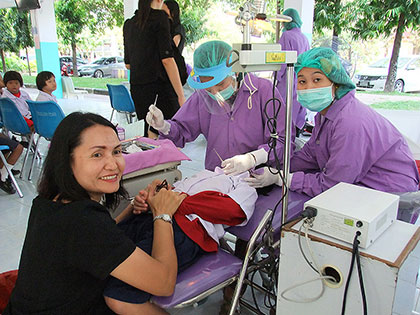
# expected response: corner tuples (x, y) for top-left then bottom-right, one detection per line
(0, 0), (16, 9)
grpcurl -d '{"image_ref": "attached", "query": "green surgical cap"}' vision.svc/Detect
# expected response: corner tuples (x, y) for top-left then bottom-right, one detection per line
(193, 40), (232, 69)
(295, 47), (356, 99)
(283, 8), (302, 30)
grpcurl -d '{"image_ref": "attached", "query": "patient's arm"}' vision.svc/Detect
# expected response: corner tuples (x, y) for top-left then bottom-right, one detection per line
(115, 190), (150, 223)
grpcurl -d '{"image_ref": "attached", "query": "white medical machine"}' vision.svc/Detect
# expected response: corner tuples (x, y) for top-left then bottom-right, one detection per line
(305, 182), (399, 248)
(278, 217), (420, 315)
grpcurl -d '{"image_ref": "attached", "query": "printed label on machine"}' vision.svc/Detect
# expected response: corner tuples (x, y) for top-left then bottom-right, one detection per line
(265, 52), (286, 64)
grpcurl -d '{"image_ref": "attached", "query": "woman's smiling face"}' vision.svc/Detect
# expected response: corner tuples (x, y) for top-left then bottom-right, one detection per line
(71, 125), (125, 202)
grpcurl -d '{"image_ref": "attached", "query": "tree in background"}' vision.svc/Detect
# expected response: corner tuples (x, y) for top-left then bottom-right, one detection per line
(352, 0), (420, 92)
(8, 9), (34, 75)
(55, 0), (123, 76)
(313, 0), (356, 52)
(176, 0), (212, 47)
(55, 0), (89, 76)
(0, 9), (18, 73)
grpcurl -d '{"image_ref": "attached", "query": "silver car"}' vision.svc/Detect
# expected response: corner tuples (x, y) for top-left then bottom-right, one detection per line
(353, 56), (420, 92)
(79, 56), (126, 78)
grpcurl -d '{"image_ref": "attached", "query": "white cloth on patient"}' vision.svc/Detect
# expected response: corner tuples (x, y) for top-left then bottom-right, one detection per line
(173, 167), (258, 243)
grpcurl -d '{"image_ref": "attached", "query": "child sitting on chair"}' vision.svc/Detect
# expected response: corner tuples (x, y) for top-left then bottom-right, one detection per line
(36, 71), (58, 103)
(1, 71), (33, 131)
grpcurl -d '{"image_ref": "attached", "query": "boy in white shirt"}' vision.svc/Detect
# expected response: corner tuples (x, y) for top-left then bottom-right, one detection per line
(1, 71), (33, 130)
(35, 71), (58, 103)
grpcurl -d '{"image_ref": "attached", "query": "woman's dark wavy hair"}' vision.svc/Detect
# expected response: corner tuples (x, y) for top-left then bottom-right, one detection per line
(37, 112), (128, 210)
(135, 0), (153, 30)
(164, 0), (180, 26)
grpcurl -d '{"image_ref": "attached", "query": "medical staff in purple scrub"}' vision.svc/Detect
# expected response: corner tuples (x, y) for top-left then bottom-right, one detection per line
(244, 47), (419, 196)
(276, 8), (310, 132)
(146, 40), (293, 172)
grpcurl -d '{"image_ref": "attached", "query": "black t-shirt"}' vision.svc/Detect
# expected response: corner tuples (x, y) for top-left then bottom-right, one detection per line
(4, 197), (136, 315)
(171, 23), (186, 55)
(123, 9), (174, 85)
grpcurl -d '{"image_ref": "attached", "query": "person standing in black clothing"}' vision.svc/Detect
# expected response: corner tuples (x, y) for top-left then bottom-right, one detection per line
(163, 0), (186, 54)
(123, 0), (186, 139)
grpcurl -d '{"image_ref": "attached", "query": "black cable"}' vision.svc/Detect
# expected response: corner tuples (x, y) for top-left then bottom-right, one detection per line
(355, 240), (368, 315)
(341, 232), (367, 315)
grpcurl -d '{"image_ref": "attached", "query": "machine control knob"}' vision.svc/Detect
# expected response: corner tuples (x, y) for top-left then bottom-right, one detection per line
(356, 221), (363, 228)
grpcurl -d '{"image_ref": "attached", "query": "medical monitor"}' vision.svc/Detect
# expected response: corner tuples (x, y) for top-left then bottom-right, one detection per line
(14, 0), (40, 11)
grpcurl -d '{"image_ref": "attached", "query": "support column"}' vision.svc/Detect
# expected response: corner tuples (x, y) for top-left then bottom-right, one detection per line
(124, 0), (137, 20)
(123, 0), (137, 81)
(31, 0), (62, 98)
(283, 0), (315, 44)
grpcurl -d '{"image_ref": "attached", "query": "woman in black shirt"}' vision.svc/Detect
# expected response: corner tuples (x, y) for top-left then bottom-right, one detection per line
(4, 112), (187, 314)
(163, 0), (186, 54)
(123, 0), (185, 138)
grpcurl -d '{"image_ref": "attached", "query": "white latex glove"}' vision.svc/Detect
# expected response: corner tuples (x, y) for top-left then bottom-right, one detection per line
(243, 167), (292, 188)
(145, 105), (171, 135)
(221, 153), (255, 176)
(221, 149), (268, 176)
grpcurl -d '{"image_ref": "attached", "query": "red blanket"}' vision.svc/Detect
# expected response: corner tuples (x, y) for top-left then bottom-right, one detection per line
(0, 269), (18, 313)
(174, 191), (246, 252)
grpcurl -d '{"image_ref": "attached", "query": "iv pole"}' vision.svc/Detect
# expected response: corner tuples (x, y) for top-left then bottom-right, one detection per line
(228, 3), (295, 313)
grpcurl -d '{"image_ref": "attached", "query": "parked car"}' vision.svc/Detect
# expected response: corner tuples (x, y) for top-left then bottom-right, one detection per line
(59, 56), (88, 75)
(353, 56), (420, 92)
(78, 56), (125, 78)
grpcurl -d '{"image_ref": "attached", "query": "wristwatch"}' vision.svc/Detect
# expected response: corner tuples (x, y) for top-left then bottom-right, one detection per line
(153, 214), (172, 224)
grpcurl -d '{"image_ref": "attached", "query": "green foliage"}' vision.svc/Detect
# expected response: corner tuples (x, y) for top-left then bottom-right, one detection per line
(55, 0), (88, 46)
(180, 7), (212, 45)
(314, 0), (355, 37)
(4, 55), (36, 73)
(84, 0), (124, 32)
(370, 100), (420, 110)
(352, 0), (420, 39)
(178, 0), (212, 46)
(0, 9), (16, 54)
(7, 8), (34, 50)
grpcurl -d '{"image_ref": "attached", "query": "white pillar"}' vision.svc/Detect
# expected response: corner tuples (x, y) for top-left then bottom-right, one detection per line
(31, 0), (62, 98)
(124, 0), (137, 20)
(283, 0), (315, 44)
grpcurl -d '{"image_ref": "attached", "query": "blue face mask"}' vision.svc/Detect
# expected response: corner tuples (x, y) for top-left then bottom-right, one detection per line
(297, 84), (335, 112)
(207, 84), (235, 102)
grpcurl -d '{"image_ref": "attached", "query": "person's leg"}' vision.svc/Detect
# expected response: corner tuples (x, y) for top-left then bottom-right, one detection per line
(105, 298), (168, 315)
(0, 137), (23, 194)
(130, 83), (159, 137)
(6, 143), (23, 166)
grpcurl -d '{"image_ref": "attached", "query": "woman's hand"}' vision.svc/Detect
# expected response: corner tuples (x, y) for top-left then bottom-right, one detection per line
(132, 190), (149, 215)
(146, 180), (186, 217)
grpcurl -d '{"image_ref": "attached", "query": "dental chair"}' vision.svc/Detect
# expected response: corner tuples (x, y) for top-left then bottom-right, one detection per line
(152, 186), (310, 314)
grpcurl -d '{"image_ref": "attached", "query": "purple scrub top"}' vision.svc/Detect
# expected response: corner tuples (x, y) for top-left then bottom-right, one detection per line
(276, 28), (310, 129)
(290, 90), (419, 197)
(160, 73), (295, 170)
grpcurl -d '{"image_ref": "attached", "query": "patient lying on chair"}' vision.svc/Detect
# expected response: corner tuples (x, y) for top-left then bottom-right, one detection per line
(104, 167), (257, 310)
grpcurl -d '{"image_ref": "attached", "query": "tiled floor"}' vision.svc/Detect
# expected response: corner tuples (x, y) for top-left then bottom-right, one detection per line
(1, 87), (420, 314)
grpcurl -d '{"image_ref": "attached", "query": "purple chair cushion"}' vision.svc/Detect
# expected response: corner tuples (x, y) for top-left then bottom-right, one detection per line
(152, 250), (242, 308)
(228, 187), (310, 241)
